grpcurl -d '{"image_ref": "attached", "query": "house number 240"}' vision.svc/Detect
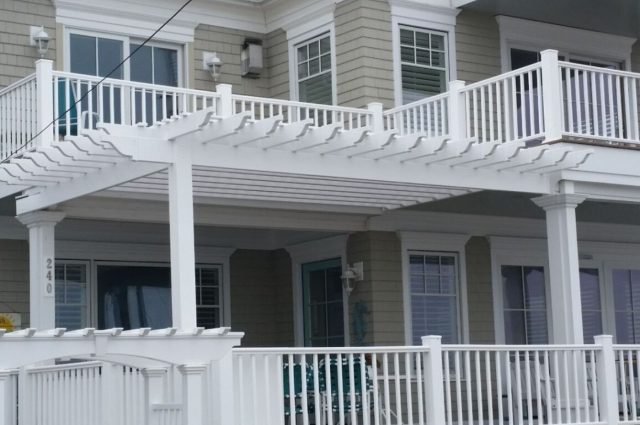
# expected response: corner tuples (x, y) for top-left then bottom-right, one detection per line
(45, 258), (53, 296)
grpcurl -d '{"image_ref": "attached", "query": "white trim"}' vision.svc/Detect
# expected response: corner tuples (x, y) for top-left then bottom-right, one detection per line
(496, 16), (637, 72)
(286, 235), (349, 347)
(56, 240), (234, 328)
(398, 232), (470, 345)
(390, 5), (458, 106)
(287, 20), (337, 104)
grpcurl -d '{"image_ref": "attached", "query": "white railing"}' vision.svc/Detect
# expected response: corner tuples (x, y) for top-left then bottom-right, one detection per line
(384, 93), (449, 137)
(232, 95), (373, 130)
(26, 360), (103, 425)
(613, 346), (640, 423)
(442, 344), (601, 425)
(559, 62), (640, 143)
(151, 403), (183, 425)
(51, 71), (220, 136)
(0, 74), (38, 158)
(233, 345), (433, 425)
(462, 62), (545, 144)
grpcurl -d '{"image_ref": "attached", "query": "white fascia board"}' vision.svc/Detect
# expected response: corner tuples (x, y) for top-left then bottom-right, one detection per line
(54, 0), (268, 39)
(268, 0), (336, 37)
(496, 16), (637, 70)
(389, 0), (460, 26)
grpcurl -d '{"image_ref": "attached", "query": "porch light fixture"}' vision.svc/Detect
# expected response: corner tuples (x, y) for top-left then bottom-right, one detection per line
(30, 26), (51, 58)
(341, 262), (364, 295)
(203, 52), (223, 82)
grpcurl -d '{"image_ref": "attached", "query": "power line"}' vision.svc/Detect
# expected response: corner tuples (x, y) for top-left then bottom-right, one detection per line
(3, 0), (195, 163)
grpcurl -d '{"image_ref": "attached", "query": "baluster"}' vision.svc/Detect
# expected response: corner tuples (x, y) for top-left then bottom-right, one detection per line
(455, 351), (463, 425)
(325, 353), (334, 425)
(485, 351), (493, 425)
(337, 353), (345, 425)
(416, 352), (425, 425)
(533, 351), (543, 424)
(598, 72), (606, 136)
(536, 69), (543, 135)
(443, 352), (452, 425)
(405, 352), (413, 425)
(488, 83), (494, 142)
(312, 354), (320, 425)
(383, 353), (390, 425)
(525, 351), (533, 425)
(475, 351), (484, 425)
(565, 67), (574, 133)
(562, 351), (571, 424)
(526, 71), (534, 137)
(496, 351), (504, 425)
(394, 353), (402, 425)
(496, 81), (503, 142)
(287, 354), (296, 425)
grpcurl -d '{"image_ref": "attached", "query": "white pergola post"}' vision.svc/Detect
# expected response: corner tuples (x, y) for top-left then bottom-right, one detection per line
(168, 145), (197, 329)
(17, 210), (65, 330)
(35, 59), (54, 148)
(178, 364), (207, 425)
(533, 193), (586, 344)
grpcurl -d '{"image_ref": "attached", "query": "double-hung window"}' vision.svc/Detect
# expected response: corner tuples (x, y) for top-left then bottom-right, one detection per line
(399, 26), (448, 104)
(409, 252), (459, 344)
(295, 34), (333, 105)
(612, 269), (640, 343)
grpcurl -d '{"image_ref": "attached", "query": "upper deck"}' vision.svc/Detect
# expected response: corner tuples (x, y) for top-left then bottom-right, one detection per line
(0, 50), (638, 214)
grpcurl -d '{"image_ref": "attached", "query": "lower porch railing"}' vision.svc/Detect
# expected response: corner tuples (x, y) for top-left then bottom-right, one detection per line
(3, 332), (640, 425)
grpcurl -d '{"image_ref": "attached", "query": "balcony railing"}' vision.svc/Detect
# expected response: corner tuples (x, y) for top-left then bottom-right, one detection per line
(1, 50), (640, 162)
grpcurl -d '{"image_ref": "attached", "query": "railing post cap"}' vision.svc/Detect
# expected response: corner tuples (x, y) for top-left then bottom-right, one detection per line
(35, 58), (53, 66)
(449, 80), (466, 88)
(367, 102), (384, 110)
(541, 49), (559, 59)
(216, 83), (232, 92)
(421, 335), (442, 345)
(594, 334), (613, 343)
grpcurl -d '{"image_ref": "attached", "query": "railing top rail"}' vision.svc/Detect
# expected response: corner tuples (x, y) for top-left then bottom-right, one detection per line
(612, 344), (640, 350)
(26, 360), (103, 373)
(233, 346), (429, 355)
(462, 62), (543, 92)
(442, 343), (600, 351)
(231, 94), (373, 115)
(384, 92), (449, 116)
(51, 71), (222, 98)
(559, 60), (640, 78)
(0, 73), (37, 96)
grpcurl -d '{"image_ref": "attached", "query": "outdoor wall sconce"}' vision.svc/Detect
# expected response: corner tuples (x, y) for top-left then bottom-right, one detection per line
(30, 26), (51, 58)
(342, 261), (364, 295)
(203, 52), (223, 82)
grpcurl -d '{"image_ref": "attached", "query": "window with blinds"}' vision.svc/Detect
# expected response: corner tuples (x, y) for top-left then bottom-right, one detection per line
(502, 265), (548, 344)
(399, 26), (448, 104)
(296, 33), (333, 105)
(409, 252), (459, 345)
(55, 262), (89, 330)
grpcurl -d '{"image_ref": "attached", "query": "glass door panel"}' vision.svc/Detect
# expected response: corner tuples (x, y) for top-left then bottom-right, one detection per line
(302, 258), (344, 347)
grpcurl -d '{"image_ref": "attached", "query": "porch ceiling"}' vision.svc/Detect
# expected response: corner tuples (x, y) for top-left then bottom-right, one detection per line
(1, 107), (594, 215)
(463, 0), (640, 39)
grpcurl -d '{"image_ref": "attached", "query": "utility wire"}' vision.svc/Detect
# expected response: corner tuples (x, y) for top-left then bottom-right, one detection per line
(3, 0), (195, 162)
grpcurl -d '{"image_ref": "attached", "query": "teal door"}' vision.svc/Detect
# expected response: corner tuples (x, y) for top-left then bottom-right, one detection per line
(302, 258), (345, 347)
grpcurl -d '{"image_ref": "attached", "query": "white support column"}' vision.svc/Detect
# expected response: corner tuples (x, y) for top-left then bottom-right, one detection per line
(448, 80), (466, 141)
(178, 364), (207, 425)
(143, 367), (168, 425)
(216, 84), (233, 118)
(594, 335), (619, 425)
(35, 59), (54, 148)
(540, 50), (563, 143)
(533, 193), (586, 344)
(367, 102), (384, 133)
(168, 145), (197, 330)
(0, 371), (15, 425)
(209, 349), (236, 425)
(422, 335), (446, 425)
(17, 210), (65, 330)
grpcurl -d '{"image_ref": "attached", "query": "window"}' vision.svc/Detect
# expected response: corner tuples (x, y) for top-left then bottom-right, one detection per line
(613, 269), (640, 343)
(502, 265), (547, 344)
(302, 258), (344, 347)
(70, 34), (124, 78)
(55, 262), (89, 330)
(196, 266), (223, 329)
(399, 26), (448, 104)
(295, 34), (333, 105)
(410, 253), (459, 344)
(96, 263), (222, 330)
(580, 268), (603, 343)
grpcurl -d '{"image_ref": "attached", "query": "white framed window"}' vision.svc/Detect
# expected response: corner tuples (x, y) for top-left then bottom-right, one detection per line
(409, 251), (460, 344)
(55, 261), (90, 330)
(398, 26), (449, 105)
(400, 232), (469, 345)
(287, 21), (337, 105)
(611, 268), (640, 343)
(390, 3), (457, 107)
(54, 242), (233, 330)
(64, 28), (184, 86)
